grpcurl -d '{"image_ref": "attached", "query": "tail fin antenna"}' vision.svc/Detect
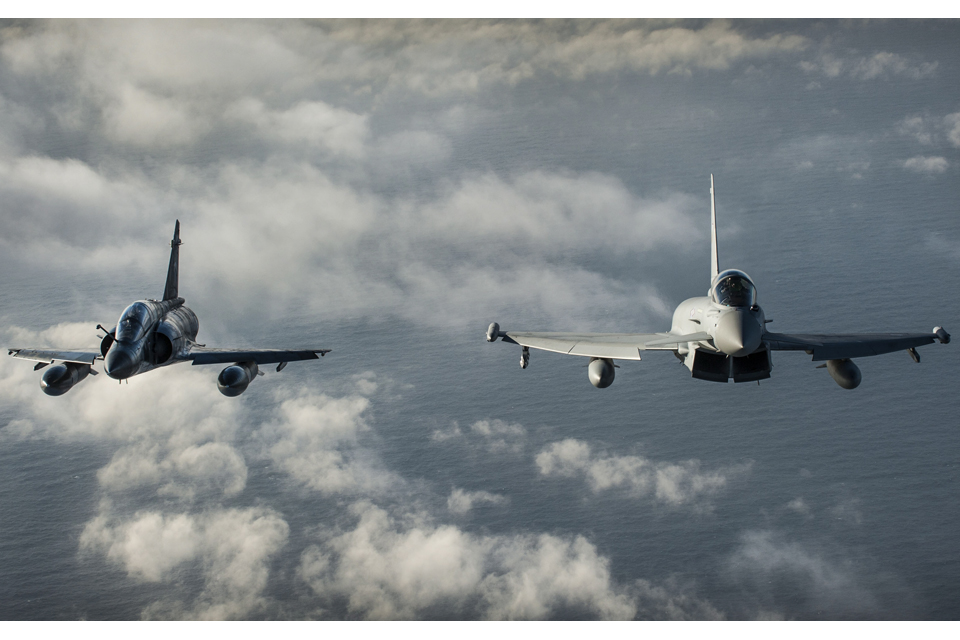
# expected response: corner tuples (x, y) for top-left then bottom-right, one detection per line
(710, 174), (719, 281)
(162, 220), (181, 301)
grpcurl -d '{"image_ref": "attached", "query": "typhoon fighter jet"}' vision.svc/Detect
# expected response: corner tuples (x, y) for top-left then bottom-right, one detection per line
(486, 176), (950, 389)
(8, 221), (329, 396)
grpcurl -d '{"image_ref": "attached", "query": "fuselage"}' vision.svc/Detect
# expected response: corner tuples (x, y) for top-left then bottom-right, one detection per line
(104, 298), (199, 380)
(670, 269), (765, 362)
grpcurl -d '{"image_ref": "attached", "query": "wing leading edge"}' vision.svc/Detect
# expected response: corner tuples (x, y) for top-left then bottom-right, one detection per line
(764, 331), (947, 361)
(186, 347), (331, 366)
(502, 331), (712, 361)
(8, 348), (101, 365)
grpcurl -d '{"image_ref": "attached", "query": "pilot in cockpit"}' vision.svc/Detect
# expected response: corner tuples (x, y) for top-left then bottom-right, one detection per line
(714, 272), (756, 308)
(116, 302), (150, 342)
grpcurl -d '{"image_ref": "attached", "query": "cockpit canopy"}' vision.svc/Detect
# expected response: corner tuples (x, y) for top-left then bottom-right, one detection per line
(116, 302), (151, 342)
(712, 269), (757, 308)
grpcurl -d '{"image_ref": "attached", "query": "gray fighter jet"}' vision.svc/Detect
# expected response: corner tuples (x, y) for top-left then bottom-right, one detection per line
(486, 176), (950, 389)
(8, 221), (329, 396)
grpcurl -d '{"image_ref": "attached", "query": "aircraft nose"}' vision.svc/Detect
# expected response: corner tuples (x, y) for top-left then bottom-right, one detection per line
(105, 347), (137, 380)
(714, 309), (762, 357)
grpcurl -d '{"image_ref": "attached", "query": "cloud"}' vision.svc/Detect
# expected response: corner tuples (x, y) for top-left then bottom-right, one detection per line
(849, 52), (937, 80)
(0, 324), (395, 618)
(925, 233), (960, 262)
(725, 530), (880, 618)
(897, 112), (960, 148)
(801, 51), (937, 81)
(1, 323), (393, 499)
(3, 20), (730, 337)
(81, 506), (289, 619)
(104, 84), (208, 148)
(838, 161), (870, 179)
(897, 115), (934, 145)
(786, 497), (812, 517)
(299, 500), (636, 620)
(447, 488), (508, 515)
(633, 577), (725, 620)
(829, 497), (863, 525)
(98, 441), (248, 501)
(773, 133), (871, 176)
(0, 150), (695, 332)
(0, 21), (807, 143)
(254, 389), (396, 495)
(536, 439), (750, 506)
(468, 419), (526, 453)
(0, 156), (168, 271)
(431, 419), (527, 454)
(945, 112), (960, 147)
(297, 20), (808, 94)
(0, 322), (244, 445)
(903, 155), (948, 174)
(430, 423), (463, 442)
(225, 98), (369, 157)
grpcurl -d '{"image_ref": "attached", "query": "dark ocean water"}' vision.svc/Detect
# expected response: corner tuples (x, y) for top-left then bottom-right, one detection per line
(1, 20), (959, 620)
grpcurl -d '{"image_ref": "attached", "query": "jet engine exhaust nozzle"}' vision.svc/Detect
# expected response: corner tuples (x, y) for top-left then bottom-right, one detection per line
(714, 310), (762, 357)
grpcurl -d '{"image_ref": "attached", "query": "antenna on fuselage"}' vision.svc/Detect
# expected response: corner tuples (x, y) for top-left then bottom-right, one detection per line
(162, 220), (181, 301)
(710, 174), (719, 281)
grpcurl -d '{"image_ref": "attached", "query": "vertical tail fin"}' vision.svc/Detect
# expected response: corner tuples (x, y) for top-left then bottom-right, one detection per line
(710, 174), (719, 281)
(162, 220), (181, 301)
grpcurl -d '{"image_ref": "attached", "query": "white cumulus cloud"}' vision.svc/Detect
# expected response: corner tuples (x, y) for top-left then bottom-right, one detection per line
(255, 389), (396, 495)
(447, 488), (508, 515)
(944, 112), (960, 147)
(802, 51), (937, 81)
(81, 506), (289, 619)
(726, 530), (881, 618)
(903, 155), (948, 174)
(431, 419), (528, 454)
(299, 501), (636, 620)
(536, 438), (750, 506)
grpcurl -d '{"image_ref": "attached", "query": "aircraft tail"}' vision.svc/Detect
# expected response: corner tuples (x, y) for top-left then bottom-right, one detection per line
(710, 174), (719, 281)
(162, 220), (182, 301)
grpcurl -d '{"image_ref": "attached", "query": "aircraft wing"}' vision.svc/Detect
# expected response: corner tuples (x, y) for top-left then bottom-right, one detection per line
(7, 348), (101, 365)
(185, 347), (331, 366)
(764, 331), (942, 361)
(502, 331), (712, 360)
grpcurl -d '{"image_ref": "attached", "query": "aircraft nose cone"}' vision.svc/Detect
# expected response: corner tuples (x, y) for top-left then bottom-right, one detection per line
(105, 347), (137, 380)
(714, 310), (762, 357)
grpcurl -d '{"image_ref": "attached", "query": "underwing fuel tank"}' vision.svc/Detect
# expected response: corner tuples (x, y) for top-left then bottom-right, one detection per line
(588, 358), (615, 388)
(40, 362), (92, 396)
(217, 361), (259, 397)
(826, 358), (862, 390)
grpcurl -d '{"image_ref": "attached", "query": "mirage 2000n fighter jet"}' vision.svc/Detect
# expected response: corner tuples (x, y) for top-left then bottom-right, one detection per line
(486, 176), (950, 389)
(8, 222), (330, 396)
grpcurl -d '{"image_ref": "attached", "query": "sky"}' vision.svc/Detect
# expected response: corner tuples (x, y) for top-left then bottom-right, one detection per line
(0, 19), (958, 621)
